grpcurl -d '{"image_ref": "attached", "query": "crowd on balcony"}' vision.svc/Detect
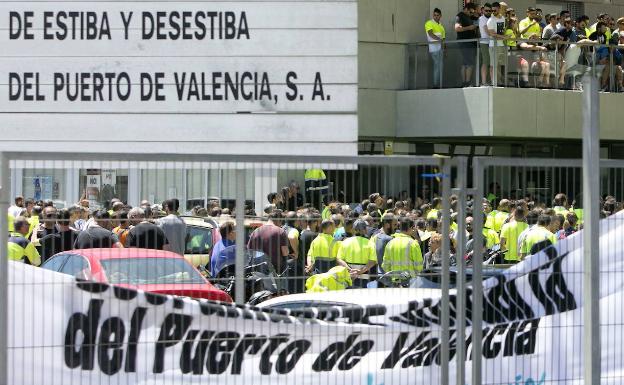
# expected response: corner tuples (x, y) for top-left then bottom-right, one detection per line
(424, 3), (624, 91)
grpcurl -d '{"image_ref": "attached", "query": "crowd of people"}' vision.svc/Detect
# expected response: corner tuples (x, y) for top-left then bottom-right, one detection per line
(425, 3), (624, 90)
(6, 180), (619, 293)
(6, 196), (187, 267)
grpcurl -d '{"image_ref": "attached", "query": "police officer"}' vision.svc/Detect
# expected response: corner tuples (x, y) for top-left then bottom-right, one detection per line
(337, 220), (377, 288)
(382, 217), (423, 277)
(8, 217), (41, 266)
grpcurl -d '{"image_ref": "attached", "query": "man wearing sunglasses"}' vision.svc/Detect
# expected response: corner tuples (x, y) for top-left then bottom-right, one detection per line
(479, 3), (493, 85)
(30, 205), (59, 254)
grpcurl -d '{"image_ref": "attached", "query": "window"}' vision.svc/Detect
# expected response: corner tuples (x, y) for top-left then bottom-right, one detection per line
(185, 226), (214, 255)
(79, 169), (128, 208)
(60, 255), (90, 277)
(100, 257), (205, 285)
(41, 254), (70, 272)
(22, 169), (66, 203)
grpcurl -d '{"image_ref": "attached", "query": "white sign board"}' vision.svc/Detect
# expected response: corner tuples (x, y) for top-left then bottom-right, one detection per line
(8, 213), (624, 384)
(0, 1), (358, 155)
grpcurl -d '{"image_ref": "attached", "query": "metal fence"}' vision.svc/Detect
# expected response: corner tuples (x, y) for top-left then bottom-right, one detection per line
(407, 38), (623, 91)
(0, 152), (621, 384)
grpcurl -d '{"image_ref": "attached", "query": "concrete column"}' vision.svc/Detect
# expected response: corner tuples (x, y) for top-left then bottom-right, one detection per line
(254, 168), (277, 217)
(65, 168), (79, 205)
(127, 168), (141, 207)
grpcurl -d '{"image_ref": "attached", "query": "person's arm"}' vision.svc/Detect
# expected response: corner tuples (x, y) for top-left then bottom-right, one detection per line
(288, 231), (299, 259)
(110, 232), (123, 249)
(427, 30), (442, 41)
(455, 21), (476, 33)
(519, 20), (537, 36)
(488, 27), (505, 40)
(280, 232), (290, 258)
(25, 243), (41, 267)
(305, 240), (316, 273)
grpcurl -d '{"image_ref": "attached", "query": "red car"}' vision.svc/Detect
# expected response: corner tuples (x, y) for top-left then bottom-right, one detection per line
(42, 248), (232, 302)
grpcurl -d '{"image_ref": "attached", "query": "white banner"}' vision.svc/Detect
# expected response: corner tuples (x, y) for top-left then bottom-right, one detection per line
(8, 213), (624, 384)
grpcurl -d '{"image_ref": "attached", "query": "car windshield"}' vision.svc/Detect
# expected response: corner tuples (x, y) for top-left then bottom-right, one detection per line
(100, 257), (205, 285)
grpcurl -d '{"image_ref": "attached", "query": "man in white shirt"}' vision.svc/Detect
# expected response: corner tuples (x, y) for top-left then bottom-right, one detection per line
(478, 3), (493, 85)
(8, 196), (24, 218)
(487, 1), (508, 85)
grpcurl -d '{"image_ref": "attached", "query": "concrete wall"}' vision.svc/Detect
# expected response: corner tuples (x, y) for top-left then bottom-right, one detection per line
(396, 88), (492, 138)
(396, 87), (624, 140)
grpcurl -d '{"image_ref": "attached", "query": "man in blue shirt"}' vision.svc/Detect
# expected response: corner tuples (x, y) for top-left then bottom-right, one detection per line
(210, 222), (236, 274)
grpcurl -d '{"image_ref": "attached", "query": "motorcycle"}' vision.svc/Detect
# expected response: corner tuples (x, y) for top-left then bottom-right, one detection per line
(210, 246), (290, 303)
(464, 240), (507, 265)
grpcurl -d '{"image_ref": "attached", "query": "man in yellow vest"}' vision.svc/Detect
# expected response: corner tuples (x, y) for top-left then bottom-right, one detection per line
(425, 8), (446, 88)
(306, 219), (341, 274)
(337, 220), (377, 287)
(519, 214), (557, 258)
(493, 199), (511, 233)
(304, 169), (328, 210)
(500, 207), (529, 262)
(8, 217), (41, 266)
(382, 217), (424, 277)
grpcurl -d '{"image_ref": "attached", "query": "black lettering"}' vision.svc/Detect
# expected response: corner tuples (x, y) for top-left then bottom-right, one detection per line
(238, 12), (250, 39)
(64, 299), (103, 370)
(338, 340), (374, 370)
(152, 313), (193, 373)
(312, 333), (360, 372)
(544, 257), (577, 313)
(124, 307), (146, 373)
(482, 325), (506, 359)
(181, 330), (214, 374)
(142, 12), (154, 39)
(515, 320), (540, 355)
(312, 72), (325, 100)
(8, 73), (20, 101)
(120, 12), (133, 40)
(207, 331), (240, 374)
(231, 334), (267, 374)
(259, 334), (289, 375)
(276, 340), (311, 374)
(98, 317), (125, 375)
(286, 72), (298, 101)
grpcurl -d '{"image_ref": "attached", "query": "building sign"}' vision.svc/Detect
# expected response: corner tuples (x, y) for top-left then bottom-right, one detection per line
(0, 1), (358, 155)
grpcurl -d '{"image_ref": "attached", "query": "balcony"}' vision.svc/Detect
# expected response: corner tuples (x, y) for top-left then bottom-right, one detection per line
(359, 38), (624, 142)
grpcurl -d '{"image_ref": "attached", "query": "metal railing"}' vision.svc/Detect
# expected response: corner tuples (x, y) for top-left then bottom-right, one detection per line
(407, 37), (624, 92)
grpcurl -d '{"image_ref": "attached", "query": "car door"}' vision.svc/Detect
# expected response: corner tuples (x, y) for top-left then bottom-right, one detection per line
(59, 254), (91, 280)
(185, 225), (213, 268)
(40, 254), (70, 272)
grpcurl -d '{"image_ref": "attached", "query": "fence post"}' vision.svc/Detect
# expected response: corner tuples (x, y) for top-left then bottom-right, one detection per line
(235, 168), (247, 305)
(0, 152), (9, 385)
(472, 157), (484, 385)
(440, 157), (451, 385)
(582, 75), (600, 385)
(453, 157), (467, 385)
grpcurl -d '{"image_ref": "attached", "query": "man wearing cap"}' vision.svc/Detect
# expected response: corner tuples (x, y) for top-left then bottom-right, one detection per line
(336, 219), (377, 288)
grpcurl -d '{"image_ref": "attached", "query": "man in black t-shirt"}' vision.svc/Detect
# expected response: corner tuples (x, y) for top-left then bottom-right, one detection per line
(74, 210), (122, 249)
(39, 208), (79, 262)
(125, 207), (169, 250)
(455, 3), (479, 87)
(296, 212), (321, 294)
